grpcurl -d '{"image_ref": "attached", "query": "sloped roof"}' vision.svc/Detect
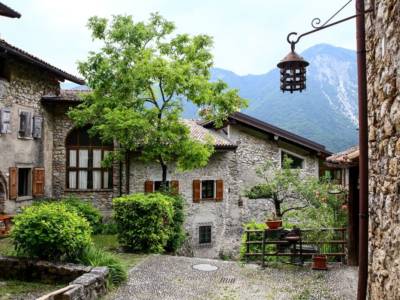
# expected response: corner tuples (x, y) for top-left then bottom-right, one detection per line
(326, 146), (359, 166)
(0, 39), (84, 84)
(203, 112), (331, 156)
(183, 120), (237, 149)
(0, 2), (20, 18)
(42, 89), (87, 103)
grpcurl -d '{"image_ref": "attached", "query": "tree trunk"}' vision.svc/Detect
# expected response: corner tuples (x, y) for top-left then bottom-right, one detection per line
(273, 195), (282, 218)
(160, 160), (168, 192)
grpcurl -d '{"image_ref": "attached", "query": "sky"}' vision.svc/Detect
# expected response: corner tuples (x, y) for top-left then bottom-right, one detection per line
(1, 0), (356, 78)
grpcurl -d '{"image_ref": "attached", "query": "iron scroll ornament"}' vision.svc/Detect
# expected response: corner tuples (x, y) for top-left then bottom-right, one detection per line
(285, 0), (374, 48)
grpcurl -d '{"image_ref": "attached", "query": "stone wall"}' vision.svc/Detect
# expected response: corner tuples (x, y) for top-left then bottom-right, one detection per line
(47, 104), (119, 212)
(0, 255), (108, 300)
(0, 59), (59, 213)
(366, 0), (400, 298)
(129, 123), (320, 258)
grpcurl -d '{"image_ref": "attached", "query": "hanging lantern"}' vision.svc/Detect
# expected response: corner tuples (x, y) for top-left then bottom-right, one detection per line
(277, 45), (309, 93)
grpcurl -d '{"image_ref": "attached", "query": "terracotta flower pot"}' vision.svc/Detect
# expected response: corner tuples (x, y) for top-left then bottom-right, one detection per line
(266, 219), (282, 229)
(312, 254), (328, 270)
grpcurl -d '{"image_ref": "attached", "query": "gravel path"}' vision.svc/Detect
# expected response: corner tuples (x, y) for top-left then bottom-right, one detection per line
(108, 255), (357, 300)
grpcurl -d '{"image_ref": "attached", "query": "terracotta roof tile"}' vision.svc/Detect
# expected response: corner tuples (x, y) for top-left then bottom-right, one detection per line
(327, 146), (359, 165)
(183, 120), (236, 149)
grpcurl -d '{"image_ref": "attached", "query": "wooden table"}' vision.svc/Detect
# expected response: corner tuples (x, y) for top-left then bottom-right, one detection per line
(0, 215), (13, 236)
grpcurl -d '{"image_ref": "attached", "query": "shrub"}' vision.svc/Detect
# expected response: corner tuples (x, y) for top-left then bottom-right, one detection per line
(32, 197), (103, 234)
(113, 193), (174, 253)
(164, 193), (185, 253)
(12, 203), (92, 261)
(61, 197), (103, 234)
(79, 246), (127, 287)
(239, 220), (266, 261)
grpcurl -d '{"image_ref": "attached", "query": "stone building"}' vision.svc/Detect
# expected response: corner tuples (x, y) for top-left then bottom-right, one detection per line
(0, 19), (331, 257)
(0, 39), (84, 214)
(365, 0), (400, 298)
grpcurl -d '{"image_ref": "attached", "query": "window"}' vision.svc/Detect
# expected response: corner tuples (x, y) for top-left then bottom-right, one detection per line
(0, 108), (11, 134)
(281, 150), (304, 169)
(66, 127), (113, 190)
(18, 168), (31, 197)
(199, 225), (212, 244)
(19, 111), (32, 138)
(154, 181), (170, 192)
(201, 180), (215, 199)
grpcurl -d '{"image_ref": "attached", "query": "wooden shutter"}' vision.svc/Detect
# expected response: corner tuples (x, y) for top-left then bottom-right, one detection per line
(0, 108), (11, 134)
(9, 167), (17, 200)
(32, 168), (45, 197)
(32, 116), (43, 139)
(171, 180), (179, 195)
(193, 180), (201, 203)
(215, 179), (224, 201)
(144, 180), (154, 193)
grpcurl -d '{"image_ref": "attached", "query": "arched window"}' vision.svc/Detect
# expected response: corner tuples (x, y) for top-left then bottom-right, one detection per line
(66, 127), (113, 190)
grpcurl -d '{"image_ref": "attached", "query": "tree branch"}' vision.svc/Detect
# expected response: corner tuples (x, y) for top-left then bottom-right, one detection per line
(281, 205), (308, 216)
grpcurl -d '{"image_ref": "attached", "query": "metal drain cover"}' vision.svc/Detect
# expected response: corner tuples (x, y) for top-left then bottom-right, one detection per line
(192, 264), (218, 271)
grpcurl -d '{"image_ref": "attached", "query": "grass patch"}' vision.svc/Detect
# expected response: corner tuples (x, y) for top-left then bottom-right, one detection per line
(0, 280), (63, 299)
(0, 237), (14, 256)
(93, 234), (146, 270)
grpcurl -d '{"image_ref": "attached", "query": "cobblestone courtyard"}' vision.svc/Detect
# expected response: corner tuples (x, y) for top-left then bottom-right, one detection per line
(107, 255), (357, 300)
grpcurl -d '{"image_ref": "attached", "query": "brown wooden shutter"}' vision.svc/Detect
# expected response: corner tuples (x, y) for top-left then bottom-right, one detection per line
(171, 180), (179, 195)
(9, 167), (17, 200)
(192, 180), (201, 203)
(215, 179), (224, 201)
(32, 168), (45, 197)
(144, 180), (154, 193)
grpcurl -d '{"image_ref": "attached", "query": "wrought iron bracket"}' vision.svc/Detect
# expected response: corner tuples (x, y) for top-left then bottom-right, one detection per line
(286, 0), (374, 49)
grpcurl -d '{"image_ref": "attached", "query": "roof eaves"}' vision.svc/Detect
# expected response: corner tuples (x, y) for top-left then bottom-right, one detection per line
(230, 112), (331, 156)
(0, 39), (85, 84)
(0, 3), (21, 18)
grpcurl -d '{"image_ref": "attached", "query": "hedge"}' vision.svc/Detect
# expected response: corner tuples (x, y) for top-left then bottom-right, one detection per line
(113, 193), (174, 253)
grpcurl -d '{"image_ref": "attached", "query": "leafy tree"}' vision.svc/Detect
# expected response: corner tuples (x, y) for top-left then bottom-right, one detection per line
(246, 157), (347, 222)
(68, 13), (246, 184)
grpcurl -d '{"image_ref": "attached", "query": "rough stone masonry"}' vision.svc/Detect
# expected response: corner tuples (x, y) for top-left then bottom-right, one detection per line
(366, 0), (400, 298)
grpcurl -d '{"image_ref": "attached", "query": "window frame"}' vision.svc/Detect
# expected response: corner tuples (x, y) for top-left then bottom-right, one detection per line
(279, 149), (306, 170)
(18, 110), (33, 139)
(198, 225), (212, 245)
(17, 167), (32, 198)
(201, 180), (216, 200)
(66, 128), (113, 191)
(154, 180), (170, 192)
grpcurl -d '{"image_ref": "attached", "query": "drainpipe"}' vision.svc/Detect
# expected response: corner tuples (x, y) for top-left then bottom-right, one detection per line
(355, 0), (368, 299)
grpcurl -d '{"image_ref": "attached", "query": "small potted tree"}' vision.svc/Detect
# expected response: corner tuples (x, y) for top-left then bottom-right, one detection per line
(265, 212), (282, 229)
(308, 229), (329, 270)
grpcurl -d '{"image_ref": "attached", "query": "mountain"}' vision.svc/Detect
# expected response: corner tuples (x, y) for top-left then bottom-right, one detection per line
(63, 43), (358, 152)
(183, 44), (358, 152)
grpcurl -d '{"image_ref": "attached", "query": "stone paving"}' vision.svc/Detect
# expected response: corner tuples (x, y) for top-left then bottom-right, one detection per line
(108, 255), (358, 300)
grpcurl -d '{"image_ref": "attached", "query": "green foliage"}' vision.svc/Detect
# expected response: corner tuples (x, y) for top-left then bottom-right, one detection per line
(164, 193), (186, 253)
(68, 13), (246, 181)
(239, 221), (266, 261)
(61, 197), (103, 234)
(11, 203), (92, 261)
(113, 193), (174, 253)
(33, 197), (103, 234)
(99, 221), (119, 235)
(79, 246), (127, 287)
(245, 158), (308, 218)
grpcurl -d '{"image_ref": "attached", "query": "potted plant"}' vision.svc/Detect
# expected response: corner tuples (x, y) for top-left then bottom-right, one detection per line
(308, 229), (329, 270)
(265, 212), (282, 230)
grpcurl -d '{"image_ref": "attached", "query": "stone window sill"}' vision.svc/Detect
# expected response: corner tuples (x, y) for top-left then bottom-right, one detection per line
(65, 189), (113, 193)
(17, 196), (33, 201)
